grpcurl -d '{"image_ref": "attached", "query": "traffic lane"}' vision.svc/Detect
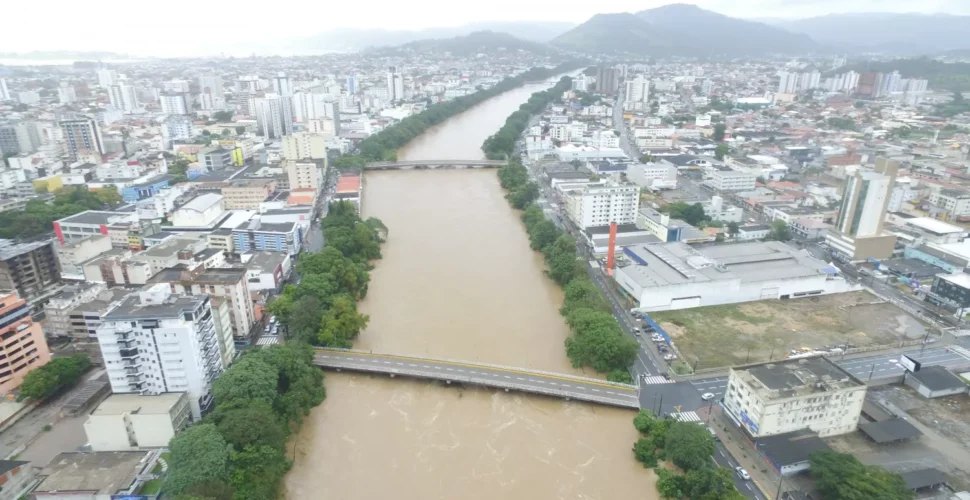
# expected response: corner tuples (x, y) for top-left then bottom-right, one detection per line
(712, 444), (764, 500)
(588, 270), (663, 374)
(691, 377), (728, 399)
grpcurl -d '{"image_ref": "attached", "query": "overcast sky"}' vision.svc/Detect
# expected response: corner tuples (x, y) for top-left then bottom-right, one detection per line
(3, 0), (968, 57)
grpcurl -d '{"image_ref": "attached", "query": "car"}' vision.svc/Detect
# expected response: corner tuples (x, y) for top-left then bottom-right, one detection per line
(701, 392), (715, 401)
(736, 467), (750, 481)
(663, 354), (677, 361)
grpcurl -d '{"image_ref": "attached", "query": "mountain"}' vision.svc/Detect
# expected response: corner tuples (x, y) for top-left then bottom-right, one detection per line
(370, 31), (556, 56)
(302, 21), (575, 52)
(768, 13), (970, 54)
(551, 4), (816, 57)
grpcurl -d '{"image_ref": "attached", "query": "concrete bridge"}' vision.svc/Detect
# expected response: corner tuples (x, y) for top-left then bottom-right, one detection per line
(314, 349), (640, 409)
(364, 160), (507, 170)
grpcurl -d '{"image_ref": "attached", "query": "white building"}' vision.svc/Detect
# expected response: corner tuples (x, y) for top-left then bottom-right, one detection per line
(284, 159), (325, 191)
(826, 159), (898, 260)
(53, 210), (139, 245)
(291, 92), (339, 124)
(254, 94), (293, 139)
(16, 91), (39, 105)
(702, 196), (743, 223)
(563, 182), (640, 230)
(57, 85), (77, 104)
(617, 241), (854, 312)
(929, 188), (970, 219)
(625, 75), (649, 110)
(386, 67), (404, 102)
(97, 285), (225, 420)
(710, 169), (757, 191)
(59, 117), (105, 159)
(83, 393), (190, 451)
(272, 72), (293, 97)
(282, 132), (327, 160)
(627, 162), (677, 190)
(159, 92), (189, 115)
(55, 234), (113, 279)
(0, 78), (10, 101)
(197, 74), (225, 110)
(171, 193), (225, 227)
(108, 84), (138, 113)
(723, 356), (866, 438)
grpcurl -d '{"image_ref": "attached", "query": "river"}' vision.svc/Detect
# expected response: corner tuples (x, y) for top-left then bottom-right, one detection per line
(285, 81), (656, 500)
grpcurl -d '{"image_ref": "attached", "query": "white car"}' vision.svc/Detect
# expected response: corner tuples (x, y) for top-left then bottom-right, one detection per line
(701, 392), (715, 401)
(663, 354), (676, 361)
(736, 467), (750, 480)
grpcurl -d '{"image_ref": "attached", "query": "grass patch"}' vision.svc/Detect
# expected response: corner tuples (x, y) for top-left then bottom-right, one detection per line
(138, 479), (162, 495)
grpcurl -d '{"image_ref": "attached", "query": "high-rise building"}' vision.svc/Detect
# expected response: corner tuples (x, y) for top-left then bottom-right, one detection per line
(198, 74), (225, 110)
(272, 72), (293, 97)
(57, 84), (77, 103)
(777, 71), (798, 94)
(237, 75), (261, 92)
(572, 75), (588, 92)
(826, 158), (899, 260)
(0, 78), (10, 101)
(161, 115), (193, 148)
(386, 67), (404, 102)
(59, 116), (105, 160)
(798, 71), (821, 91)
(96, 69), (118, 87)
(97, 284), (225, 420)
(254, 94), (293, 139)
(625, 75), (649, 109)
(282, 133), (328, 161)
(0, 239), (61, 301)
(291, 92), (339, 123)
(563, 182), (640, 229)
(595, 66), (619, 95)
(879, 70), (902, 96)
(108, 84), (138, 112)
(159, 92), (189, 115)
(0, 291), (51, 395)
(856, 72), (879, 98)
(284, 158), (326, 191)
(346, 74), (358, 94)
(0, 122), (35, 154)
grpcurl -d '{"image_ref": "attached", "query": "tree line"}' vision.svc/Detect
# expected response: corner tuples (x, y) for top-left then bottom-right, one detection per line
(0, 186), (123, 239)
(268, 200), (387, 347)
(330, 61), (585, 170)
(497, 161), (638, 383)
(632, 410), (746, 500)
(17, 354), (90, 401)
(481, 75), (574, 160)
(163, 344), (326, 500)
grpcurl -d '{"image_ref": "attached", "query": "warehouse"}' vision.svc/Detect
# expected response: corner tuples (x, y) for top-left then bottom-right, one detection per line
(904, 366), (968, 399)
(615, 241), (855, 312)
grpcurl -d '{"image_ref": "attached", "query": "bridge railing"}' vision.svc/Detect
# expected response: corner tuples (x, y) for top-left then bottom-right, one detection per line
(314, 348), (637, 391)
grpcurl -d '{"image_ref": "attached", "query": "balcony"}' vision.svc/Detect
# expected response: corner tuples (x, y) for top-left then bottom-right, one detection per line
(119, 348), (138, 359)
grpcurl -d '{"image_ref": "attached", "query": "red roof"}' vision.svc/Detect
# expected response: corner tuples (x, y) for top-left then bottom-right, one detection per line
(336, 175), (361, 194)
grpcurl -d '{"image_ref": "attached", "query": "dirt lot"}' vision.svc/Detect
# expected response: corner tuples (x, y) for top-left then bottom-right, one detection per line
(826, 386), (970, 491)
(651, 291), (927, 369)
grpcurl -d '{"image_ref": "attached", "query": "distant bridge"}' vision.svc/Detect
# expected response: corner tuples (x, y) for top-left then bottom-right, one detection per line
(314, 349), (640, 409)
(364, 160), (507, 170)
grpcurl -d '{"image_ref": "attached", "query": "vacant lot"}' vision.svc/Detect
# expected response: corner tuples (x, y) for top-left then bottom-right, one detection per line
(651, 291), (927, 369)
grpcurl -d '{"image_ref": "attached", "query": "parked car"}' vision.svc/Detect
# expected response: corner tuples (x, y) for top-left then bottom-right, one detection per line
(701, 392), (715, 401)
(736, 467), (750, 481)
(663, 354), (677, 361)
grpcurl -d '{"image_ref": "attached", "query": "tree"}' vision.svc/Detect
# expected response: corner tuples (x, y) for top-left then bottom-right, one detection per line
(664, 202), (708, 227)
(333, 155), (366, 172)
(715, 143), (729, 160)
(227, 445), (290, 500)
(164, 424), (231, 495)
(212, 355), (279, 407)
(766, 220), (792, 242)
(713, 123), (726, 142)
(317, 294), (369, 347)
(810, 450), (912, 500)
(175, 481), (234, 500)
(234, 126), (246, 136)
(543, 235), (578, 286)
(685, 467), (746, 500)
(528, 219), (560, 251)
(209, 400), (287, 452)
(632, 438), (657, 467)
(285, 296), (324, 342)
(17, 354), (90, 401)
(656, 469), (687, 499)
(727, 222), (740, 237)
(93, 187), (122, 208)
(633, 409), (655, 434)
(508, 182), (540, 209)
(564, 308), (639, 373)
(212, 111), (233, 122)
(297, 247), (370, 299)
(665, 421), (716, 472)
(221, 129), (231, 136)
(561, 278), (610, 314)
(639, 154), (654, 164)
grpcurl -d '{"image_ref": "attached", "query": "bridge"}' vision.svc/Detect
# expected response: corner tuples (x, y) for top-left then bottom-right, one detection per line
(364, 160), (507, 170)
(313, 349), (640, 409)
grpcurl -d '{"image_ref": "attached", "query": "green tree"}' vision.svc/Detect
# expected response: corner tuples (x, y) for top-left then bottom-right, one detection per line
(213, 111), (233, 122)
(508, 182), (540, 209)
(561, 278), (610, 314)
(528, 219), (560, 251)
(252, 344), (325, 423)
(227, 445), (290, 500)
(543, 235), (578, 286)
(685, 467), (746, 500)
(17, 354), (90, 401)
(297, 247), (370, 299)
(283, 296), (324, 342)
(656, 469), (687, 499)
(209, 400), (287, 452)
(164, 424), (231, 495)
(632, 438), (657, 467)
(93, 187), (122, 207)
(766, 220), (792, 241)
(727, 222), (740, 237)
(175, 481), (234, 500)
(317, 295), (369, 347)
(235, 126), (246, 135)
(713, 123), (726, 142)
(18, 369), (57, 401)
(810, 450), (913, 500)
(633, 409), (655, 434)
(564, 308), (639, 373)
(333, 155), (367, 172)
(212, 356), (279, 406)
(639, 154), (654, 163)
(665, 421), (716, 472)
(715, 143), (729, 160)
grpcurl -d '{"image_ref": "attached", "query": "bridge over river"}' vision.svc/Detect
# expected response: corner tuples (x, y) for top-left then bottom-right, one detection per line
(364, 159), (507, 170)
(314, 349), (640, 409)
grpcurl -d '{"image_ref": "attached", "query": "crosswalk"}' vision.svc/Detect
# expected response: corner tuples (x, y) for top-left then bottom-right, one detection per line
(668, 411), (702, 423)
(641, 376), (672, 385)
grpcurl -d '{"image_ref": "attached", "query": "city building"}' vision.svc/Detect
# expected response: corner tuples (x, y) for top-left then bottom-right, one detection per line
(617, 241), (853, 312)
(284, 159), (325, 191)
(595, 66), (619, 95)
(0, 122), (35, 155)
(903, 366), (967, 399)
(31, 450), (160, 499)
(97, 69), (119, 87)
(709, 169), (757, 191)
(0, 292), (51, 395)
(0, 459), (34, 500)
(64, 289), (130, 340)
(232, 218), (302, 255)
(54, 234), (112, 279)
(0, 240), (60, 301)
(170, 193), (225, 227)
(242, 251), (291, 292)
(254, 94), (293, 139)
(83, 393), (190, 451)
(702, 196), (743, 223)
(152, 267), (255, 339)
(928, 188), (970, 220)
(107, 84), (138, 112)
(0, 78), (9, 101)
(97, 285), (224, 419)
(198, 74), (225, 110)
(221, 179), (276, 209)
(159, 92), (189, 115)
(826, 158), (899, 260)
(282, 132), (328, 160)
(626, 162), (677, 190)
(43, 282), (107, 337)
(563, 182), (640, 230)
(199, 146), (233, 170)
(737, 224), (771, 240)
(120, 175), (171, 203)
(722, 356), (867, 438)
(925, 272), (970, 314)
(53, 210), (139, 245)
(59, 117), (105, 160)
(386, 66), (404, 102)
(625, 75), (649, 109)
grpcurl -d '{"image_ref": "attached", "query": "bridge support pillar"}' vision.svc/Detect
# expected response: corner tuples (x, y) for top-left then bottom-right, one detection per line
(336, 368), (341, 372)
(565, 397), (571, 402)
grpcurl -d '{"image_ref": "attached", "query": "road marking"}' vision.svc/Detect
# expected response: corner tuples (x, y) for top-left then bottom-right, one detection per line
(422, 365), (430, 368)
(561, 384), (571, 388)
(516, 377), (525, 381)
(504, 375), (511, 379)
(408, 364), (416, 367)
(383, 361), (391, 364)
(591, 389), (600, 392)
(456, 369), (465, 373)
(396, 362), (404, 366)
(445, 368), (453, 371)
(745, 484), (752, 491)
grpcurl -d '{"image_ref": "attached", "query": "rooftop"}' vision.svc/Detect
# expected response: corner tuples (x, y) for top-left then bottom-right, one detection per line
(756, 429), (830, 467)
(858, 418), (922, 443)
(939, 272), (970, 290)
(105, 293), (207, 321)
(57, 210), (132, 225)
(619, 241), (830, 289)
(34, 451), (151, 494)
(731, 355), (865, 402)
(0, 239), (53, 261)
(91, 393), (185, 416)
(176, 193), (223, 213)
(904, 217), (964, 236)
(907, 366), (967, 392)
(899, 468), (947, 491)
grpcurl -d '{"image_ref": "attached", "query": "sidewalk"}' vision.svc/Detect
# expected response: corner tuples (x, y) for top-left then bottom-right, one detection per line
(700, 405), (780, 500)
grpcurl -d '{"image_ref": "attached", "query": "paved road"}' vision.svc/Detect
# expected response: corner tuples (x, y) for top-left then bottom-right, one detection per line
(711, 441), (766, 500)
(690, 343), (970, 401)
(313, 350), (641, 409)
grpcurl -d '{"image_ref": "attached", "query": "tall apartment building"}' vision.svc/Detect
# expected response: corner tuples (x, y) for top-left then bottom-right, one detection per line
(386, 67), (404, 102)
(0, 292), (50, 395)
(282, 133), (327, 160)
(197, 74), (225, 110)
(159, 92), (189, 115)
(625, 76), (649, 109)
(826, 158), (898, 260)
(98, 285), (224, 420)
(0, 240), (60, 301)
(777, 71), (798, 94)
(346, 74), (358, 94)
(272, 72), (293, 97)
(96, 69), (118, 87)
(59, 117), (105, 160)
(57, 84), (77, 103)
(254, 94), (293, 139)
(595, 66), (619, 95)
(0, 78), (10, 101)
(152, 267), (255, 339)
(108, 84), (138, 112)
(284, 159), (325, 191)
(564, 183), (640, 230)
(723, 357), (866, 438)
(0, 122), (34, 155)
(291, 92), (340, 124)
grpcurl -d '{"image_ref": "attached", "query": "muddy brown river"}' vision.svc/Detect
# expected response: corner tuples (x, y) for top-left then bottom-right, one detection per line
(285, 80), (655, 500)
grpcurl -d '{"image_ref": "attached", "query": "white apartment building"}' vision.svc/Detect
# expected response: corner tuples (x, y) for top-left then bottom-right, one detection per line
(98, 285), (225, 420)
(158, 267), (256, 339)
(108, 84), (139, 113)
(0, 78), (10, 101)
(159, 92), (189, 115)
(929, 188), (970, 219)
(723, 357), (866, 438)
(135, 185), (188, 220)
(564, 182), (640, 230)
(625, 76), (649, 110)
(57, 85), (77, 104)
(59, 117), (105, 159)
(386, 67), (404, 102)
(55, 234), (112, 279)
(282, 132), (327, 160)
(170, 193), (225, 227)
(84, 393), (190, 451)
(627, 162), (677, 190)
(291, 92), (339, 124)
(702, 196), (743, 222)
(160, 115), (193, 148)
(710, 169), (757, 191)
(53, 210), (139, 245)
(254, 94), (293, 139)
(197, 74), (225, 110)
(284, 159), (325, 191)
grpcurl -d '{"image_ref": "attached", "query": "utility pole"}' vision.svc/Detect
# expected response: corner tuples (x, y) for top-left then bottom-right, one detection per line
(776, 475), (785, 500)
(745, 347), (751, 364)
(868, 362), (876, 382)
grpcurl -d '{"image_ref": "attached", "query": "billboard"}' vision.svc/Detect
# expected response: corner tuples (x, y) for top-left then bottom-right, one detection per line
(900, 354), (921, 373)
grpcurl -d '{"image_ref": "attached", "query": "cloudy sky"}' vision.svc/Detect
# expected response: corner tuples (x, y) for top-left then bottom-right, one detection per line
(3, 0), (967, 56)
